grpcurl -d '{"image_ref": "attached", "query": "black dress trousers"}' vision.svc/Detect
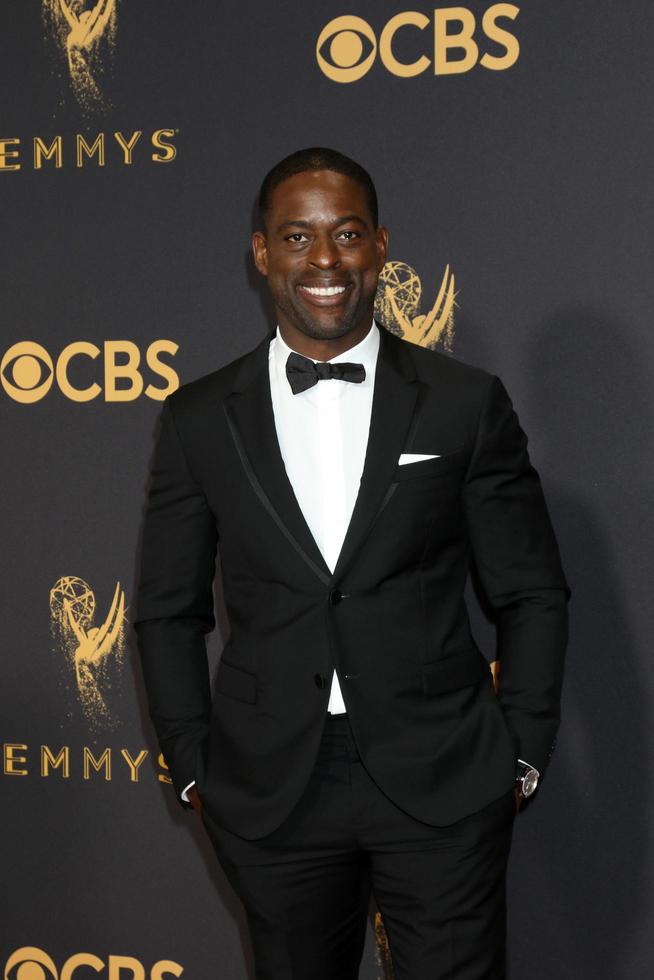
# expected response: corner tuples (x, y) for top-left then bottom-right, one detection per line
(201, 714), (516, 980)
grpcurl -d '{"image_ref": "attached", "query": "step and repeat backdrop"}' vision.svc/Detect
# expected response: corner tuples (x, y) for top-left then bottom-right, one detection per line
(2, 2), (653, 978)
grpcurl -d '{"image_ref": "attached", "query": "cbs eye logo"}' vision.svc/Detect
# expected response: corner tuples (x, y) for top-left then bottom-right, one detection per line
(4, 947), (183, 980)
(1, 342), (54, 404)
(316, 16), (377, 83)
(0, 340), (179, 404)
(4, 947), (57, 980)
(316, 4), (520, 83)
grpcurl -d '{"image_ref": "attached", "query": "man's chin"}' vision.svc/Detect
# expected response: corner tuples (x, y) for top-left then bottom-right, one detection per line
(290, 307), (366, 343)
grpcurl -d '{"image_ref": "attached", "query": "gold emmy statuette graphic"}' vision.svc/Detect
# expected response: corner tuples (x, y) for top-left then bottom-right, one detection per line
(374, 911), (395, 979)
(375, 261), (456, 352)
(43, 0), (117, 112)
(50, 576), (126, 729)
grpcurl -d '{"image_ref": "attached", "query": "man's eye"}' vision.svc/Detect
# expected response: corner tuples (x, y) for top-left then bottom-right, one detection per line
(338, 231), (359, 241)
(288, 233), (308, 243)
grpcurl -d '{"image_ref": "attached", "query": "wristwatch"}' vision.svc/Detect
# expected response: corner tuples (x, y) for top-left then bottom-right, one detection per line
(516, 760), (540, 798)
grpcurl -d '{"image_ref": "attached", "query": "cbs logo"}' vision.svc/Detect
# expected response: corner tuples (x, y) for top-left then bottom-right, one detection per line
(1, 340), (179, 403)
(4, 947), (183, 980)
(316, 3), (520, 82)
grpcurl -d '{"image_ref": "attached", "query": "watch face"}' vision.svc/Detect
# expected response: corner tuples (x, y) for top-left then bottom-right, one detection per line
(522, 770), (539, 797)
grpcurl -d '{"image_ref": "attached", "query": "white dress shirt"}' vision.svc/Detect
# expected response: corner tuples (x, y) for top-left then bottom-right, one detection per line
(181, 319), (380, 801)
(269, 318), (380, 712)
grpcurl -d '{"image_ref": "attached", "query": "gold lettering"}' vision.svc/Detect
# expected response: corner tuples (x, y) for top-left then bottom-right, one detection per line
(121, 749), (149, 782)
(0, 138), (21, 171)
(152, 129), (177, 163)
(76, 133), (106, 168)
(104, 341), (144, 402)
(56, 341), (102, 402)
(114, 130), (143, 164)
(145, 340), (180, 400)
(151, 961), (184, 979)
(4, 743), (28, 775)
(480, 3), (520, 71)
(83, 747), (112, 781)
(0, 139), (21, 170)
(379, 12), (430, 78)
(434, 7), (479, 75)
(3, 129), (179, 172)
(41, 745), (70, 778)
(108, 956), (145, 980)
(34, 136), (63, 169)
(61, 952), (104, 978)
(158, 752), (172, 785)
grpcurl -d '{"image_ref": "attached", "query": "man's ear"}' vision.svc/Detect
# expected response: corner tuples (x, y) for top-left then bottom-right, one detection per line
(376, 225), (389, 273)
(252, 231), (268, 276)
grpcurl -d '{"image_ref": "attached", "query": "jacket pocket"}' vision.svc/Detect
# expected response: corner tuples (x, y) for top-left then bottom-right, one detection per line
(421, 647), (489, 695)
(215, 659), (258, 704)
(394, 450), (465, 482)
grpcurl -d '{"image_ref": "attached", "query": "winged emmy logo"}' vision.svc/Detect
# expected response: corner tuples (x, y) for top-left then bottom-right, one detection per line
(375, 261), (457, 352)
(50, 576), (126, 729)
(42, 0), (117, 112)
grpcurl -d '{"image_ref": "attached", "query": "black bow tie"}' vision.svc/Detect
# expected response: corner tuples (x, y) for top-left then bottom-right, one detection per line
(285, 351), (366, 395)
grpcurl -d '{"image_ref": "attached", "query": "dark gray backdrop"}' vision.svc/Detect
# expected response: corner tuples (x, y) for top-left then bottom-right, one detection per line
(2, 1), (653, 977)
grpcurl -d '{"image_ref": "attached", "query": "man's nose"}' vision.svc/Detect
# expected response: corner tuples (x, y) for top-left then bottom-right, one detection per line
(308, 235), (341, 269)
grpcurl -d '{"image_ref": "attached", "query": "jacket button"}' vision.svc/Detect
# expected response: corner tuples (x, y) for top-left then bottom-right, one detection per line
(314, 673), (328, 689)
(329, 588), (342, 605)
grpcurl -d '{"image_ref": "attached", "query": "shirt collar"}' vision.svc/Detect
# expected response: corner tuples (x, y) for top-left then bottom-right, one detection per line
(271, 319), (379, 377)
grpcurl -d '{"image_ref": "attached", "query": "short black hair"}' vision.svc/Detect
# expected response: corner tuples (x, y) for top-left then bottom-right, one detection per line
(258, 147), (379, 230)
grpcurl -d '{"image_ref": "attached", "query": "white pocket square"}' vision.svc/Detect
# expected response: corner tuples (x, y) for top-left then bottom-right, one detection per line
(398, 453), (441, 465)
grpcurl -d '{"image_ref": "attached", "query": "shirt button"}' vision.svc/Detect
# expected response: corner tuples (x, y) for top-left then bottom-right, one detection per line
(329, 588), (342, 605)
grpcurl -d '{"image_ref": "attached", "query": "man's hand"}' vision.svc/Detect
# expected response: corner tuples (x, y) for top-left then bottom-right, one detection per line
(188, 785), (202, 816)
(513, 785), (523, 814)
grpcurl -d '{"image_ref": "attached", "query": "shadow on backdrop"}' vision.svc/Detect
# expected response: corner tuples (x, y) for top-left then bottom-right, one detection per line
(463, 307), (650, 980)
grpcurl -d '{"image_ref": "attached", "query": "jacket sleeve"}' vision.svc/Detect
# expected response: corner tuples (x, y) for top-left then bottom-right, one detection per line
(462, 375), (570, 774)
(133, 396), (217, 806)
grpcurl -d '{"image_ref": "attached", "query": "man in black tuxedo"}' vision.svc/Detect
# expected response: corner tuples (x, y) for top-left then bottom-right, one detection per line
(134, 147), (569, 979)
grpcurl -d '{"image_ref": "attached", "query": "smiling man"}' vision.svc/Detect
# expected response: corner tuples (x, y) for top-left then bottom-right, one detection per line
(252, 166), (387, 356)
(135, 147), (570, 980)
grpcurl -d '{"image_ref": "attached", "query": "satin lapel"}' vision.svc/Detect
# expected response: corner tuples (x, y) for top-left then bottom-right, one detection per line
(223, 332), (332, 585)
(331, 325), (422, 581)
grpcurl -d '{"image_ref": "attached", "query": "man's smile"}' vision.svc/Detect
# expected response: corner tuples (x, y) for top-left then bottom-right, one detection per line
(296, 280), (353, 307)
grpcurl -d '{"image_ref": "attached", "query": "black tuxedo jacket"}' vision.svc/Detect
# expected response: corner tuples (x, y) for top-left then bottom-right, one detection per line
(134, 323), (569, 840)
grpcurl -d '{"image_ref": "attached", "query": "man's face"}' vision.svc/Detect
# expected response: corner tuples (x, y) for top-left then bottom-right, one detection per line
(252, 170), (388, 344)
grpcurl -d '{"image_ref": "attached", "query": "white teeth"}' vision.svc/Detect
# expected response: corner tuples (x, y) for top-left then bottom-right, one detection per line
(301, 285), (347, 296)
